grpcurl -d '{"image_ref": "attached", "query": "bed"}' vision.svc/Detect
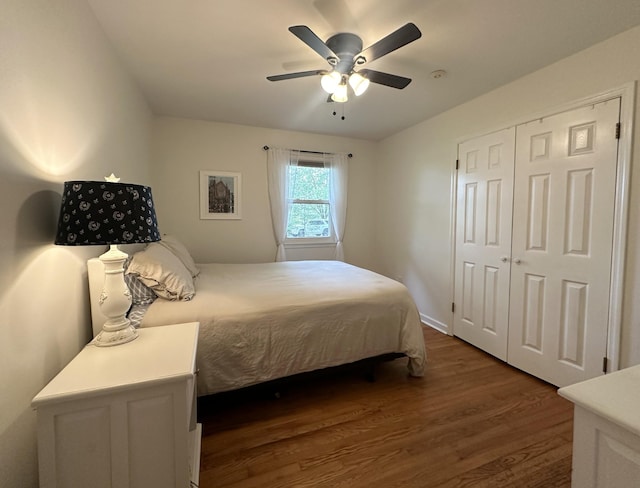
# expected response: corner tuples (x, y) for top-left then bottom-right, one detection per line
(88, 238), (427, 397)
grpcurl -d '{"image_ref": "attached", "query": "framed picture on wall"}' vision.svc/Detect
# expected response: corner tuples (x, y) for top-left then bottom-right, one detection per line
(199, 170), (242, 220)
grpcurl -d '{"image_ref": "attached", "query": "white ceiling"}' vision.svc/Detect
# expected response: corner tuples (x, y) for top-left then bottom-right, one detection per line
(87, 0), (640, 141)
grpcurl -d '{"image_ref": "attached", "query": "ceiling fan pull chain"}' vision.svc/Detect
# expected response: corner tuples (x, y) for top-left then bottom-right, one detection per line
(331, 104), (346, 121)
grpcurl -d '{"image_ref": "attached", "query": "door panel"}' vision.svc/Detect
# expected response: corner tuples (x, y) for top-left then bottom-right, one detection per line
(508, 99), (620, 387)
(454, 128), (515, 360)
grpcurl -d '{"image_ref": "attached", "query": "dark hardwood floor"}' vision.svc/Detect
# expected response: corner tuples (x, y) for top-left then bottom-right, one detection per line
(197, 327), (574, 487)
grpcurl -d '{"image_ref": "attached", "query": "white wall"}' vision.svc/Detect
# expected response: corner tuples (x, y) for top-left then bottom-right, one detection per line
(151, 117), (379, 270)
(376, 25), (640, 368)
(0, 0), (152, 486)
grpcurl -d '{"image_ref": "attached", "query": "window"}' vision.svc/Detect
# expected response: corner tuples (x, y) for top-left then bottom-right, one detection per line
(286, 161), (332, 239)
(266, 147), (348, 261)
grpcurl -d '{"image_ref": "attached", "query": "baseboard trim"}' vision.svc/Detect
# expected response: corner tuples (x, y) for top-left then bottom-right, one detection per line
(419, 313), (450, 335)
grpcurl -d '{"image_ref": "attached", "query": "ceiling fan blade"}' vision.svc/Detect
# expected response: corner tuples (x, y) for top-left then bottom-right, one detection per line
(267, 70), (325, 82)
(359, 69), (412, 89)
(356, 23), (421, 63)
(289, 25), (338, 62)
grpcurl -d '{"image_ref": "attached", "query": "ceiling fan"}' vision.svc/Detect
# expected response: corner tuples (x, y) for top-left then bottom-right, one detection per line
(267, 23), (422, 102)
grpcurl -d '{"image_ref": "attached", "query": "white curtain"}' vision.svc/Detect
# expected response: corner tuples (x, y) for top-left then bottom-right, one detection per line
(328, 153), (349, 261)
(266, 147), (293, 261)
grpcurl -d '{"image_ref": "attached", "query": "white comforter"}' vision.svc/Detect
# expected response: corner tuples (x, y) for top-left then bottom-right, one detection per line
(140, 260), (426, 395)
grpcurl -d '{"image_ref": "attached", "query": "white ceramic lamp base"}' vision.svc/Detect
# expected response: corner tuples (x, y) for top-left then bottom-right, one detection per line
(95, 244), (138, 347)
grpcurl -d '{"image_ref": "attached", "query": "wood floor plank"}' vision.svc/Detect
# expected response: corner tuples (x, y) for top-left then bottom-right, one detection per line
(198, 327), (574, 487)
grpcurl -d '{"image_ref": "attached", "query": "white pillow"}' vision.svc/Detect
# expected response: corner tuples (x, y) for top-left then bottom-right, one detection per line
(127, 243), (195, 301)
(158, 234), (200, 278)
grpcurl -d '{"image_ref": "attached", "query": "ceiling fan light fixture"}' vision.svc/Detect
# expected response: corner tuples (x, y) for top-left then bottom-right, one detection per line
(349, 72), (370, 96)
(321, 71), (341, 94)
(331, 82), (348, 103)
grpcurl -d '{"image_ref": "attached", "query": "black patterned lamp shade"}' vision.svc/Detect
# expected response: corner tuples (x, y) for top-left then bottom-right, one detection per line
(55, 181), (160, 246)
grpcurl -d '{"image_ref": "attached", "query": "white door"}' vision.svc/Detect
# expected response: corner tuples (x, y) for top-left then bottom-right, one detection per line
(508, 99), (620, 387)
(454, 128), (515, 360)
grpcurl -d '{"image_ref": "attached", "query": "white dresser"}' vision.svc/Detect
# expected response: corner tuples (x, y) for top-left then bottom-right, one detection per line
(32, 322), (201, 488)
(558, 365), (640, 488)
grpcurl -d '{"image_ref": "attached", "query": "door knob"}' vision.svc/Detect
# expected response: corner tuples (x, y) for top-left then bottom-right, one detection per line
(513, 258), (522, 264)
(500, 256), (509, 262)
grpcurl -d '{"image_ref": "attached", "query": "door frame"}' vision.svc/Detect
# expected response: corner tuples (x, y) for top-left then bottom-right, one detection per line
(449, 81), (636, 373)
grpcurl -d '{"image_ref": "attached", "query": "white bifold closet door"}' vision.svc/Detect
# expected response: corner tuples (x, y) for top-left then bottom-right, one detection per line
(454, 128), (515, 361)
(454, 98), (620, 387)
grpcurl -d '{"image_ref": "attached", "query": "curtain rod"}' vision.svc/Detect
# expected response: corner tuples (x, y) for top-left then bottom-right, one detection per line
(263, 146), (352, 158)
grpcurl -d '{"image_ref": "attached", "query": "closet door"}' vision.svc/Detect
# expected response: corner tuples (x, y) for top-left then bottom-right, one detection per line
(454, 128), (515, 360)
(508, 99), (620, 387)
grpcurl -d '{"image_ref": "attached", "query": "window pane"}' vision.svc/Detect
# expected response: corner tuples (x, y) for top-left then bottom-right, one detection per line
(289, 164), (329, 200)
(287, 203), (330, 238)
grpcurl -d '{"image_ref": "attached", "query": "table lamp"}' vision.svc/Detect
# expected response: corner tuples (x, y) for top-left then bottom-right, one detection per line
(55, 175), (160, 346)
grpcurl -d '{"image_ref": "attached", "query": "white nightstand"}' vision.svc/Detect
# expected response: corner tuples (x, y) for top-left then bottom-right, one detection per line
(558, 364), (640, 487)
(32, 322), (201, 488)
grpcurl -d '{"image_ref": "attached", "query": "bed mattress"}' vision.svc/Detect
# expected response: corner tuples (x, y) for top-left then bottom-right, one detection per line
(139, 260), (427, 395)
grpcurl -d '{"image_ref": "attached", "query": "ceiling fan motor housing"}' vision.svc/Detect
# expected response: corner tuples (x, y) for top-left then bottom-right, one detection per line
(326, 33), (363, 74)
